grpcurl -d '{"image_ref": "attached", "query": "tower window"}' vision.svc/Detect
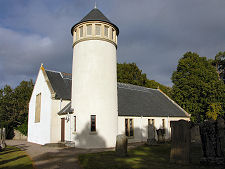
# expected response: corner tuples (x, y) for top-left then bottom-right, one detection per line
(80, 26), (83, 37)
(112, 29), (115, 40)
(125, 119), (134, 137)
(35, 93), (41, 123)
(87, 24), (92, 35)
(95, 24), (101, 36)
(104, 25), (109, 37)
(91, 115), (96, 132)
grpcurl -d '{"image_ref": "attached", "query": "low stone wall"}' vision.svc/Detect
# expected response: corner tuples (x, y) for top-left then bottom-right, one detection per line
(13, 130), (27, 140)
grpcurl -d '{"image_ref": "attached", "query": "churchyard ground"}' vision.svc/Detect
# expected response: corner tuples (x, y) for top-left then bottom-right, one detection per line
(79, 143), (216, 169)
(0, 146), (33, 169)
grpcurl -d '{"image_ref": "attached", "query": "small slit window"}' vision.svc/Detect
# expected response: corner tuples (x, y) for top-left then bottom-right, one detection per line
(148, 119), (155, 127)
(95, 24), (101, 36)
(87, 24), (92, 35)
(91, 115), (96, 132)
(74, 116), (76, 132)
(162, 119), (165, 128)
(104, 25), (109, 37)
(80, 26), (83, 37)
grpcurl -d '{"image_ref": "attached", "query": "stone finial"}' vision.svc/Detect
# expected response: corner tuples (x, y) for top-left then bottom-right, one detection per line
(40, 63), (45, 71)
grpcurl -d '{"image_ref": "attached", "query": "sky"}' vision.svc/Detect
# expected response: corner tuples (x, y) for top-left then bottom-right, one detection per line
(1, 0), (225, 88)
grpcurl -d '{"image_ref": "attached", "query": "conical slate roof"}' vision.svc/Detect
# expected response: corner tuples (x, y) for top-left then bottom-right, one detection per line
(71, 8), (119, 35)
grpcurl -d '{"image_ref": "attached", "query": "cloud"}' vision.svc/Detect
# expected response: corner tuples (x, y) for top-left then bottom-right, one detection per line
(1, 0), (225, 88)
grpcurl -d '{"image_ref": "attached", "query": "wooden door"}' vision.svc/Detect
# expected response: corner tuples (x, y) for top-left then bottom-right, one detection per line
(61, 118), (65, 142)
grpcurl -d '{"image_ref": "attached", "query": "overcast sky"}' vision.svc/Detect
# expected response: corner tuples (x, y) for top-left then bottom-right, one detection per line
(1, 0), (225, 88)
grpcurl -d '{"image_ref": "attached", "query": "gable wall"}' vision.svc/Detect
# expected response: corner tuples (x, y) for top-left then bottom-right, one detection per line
(28, 69), (52, 145)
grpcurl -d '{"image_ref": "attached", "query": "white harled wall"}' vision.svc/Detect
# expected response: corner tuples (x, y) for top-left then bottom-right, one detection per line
(118, 116), (190, 143)
(28, 70), (52, 145)
(71, 40), (118, 148)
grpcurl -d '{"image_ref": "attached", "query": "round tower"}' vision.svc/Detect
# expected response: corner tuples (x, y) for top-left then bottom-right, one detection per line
(71, 8), (119, 148)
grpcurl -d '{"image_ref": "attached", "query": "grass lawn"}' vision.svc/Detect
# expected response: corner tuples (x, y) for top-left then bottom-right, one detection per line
(78, 143), (216, 169)
(0, 146), (33, 169)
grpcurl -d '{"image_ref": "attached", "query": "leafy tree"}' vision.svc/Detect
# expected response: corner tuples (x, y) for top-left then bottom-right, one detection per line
(117, 63), (172, 96)
(171, 52), (225, 122)
(206, 103), (222, 120)
(117, 63), (148, 86)
(0, 80), (33, 137)
(212, 51), (225, 83)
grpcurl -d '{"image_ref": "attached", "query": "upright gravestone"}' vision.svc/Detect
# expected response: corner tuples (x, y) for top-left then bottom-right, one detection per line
(156, 129), (165, 143)
(200, 118), (225, 165)
(170, 120), (191, 164)
(147, 124), (157, 145)
(116, 134), (127, 156)
(0, 128), (6, 151)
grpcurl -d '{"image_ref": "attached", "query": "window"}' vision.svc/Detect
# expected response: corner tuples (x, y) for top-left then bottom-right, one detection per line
(74, 116), (76, 132)
(125, 119), (134, 137)
(80, 26), (83, 37)
(148, 119), (155, 126)
(104, 25), (109, 37)
(112, 29), (115, 40)
(73, 30), (76, 42)
(35, 93), (41, 123)
(91, 115), (96, 132)
(76, 29), (79, 40)
(87, 24), (92, 35)
(162, 119), (165, 128)
(95, 24), (101, 36)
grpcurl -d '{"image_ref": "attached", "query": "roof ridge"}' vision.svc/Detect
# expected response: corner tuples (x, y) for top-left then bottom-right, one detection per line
(117, 83), (159, 94)
(45, 69), (62, 74)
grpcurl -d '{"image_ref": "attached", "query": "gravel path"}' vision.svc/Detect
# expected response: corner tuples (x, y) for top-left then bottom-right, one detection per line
(5, 140), (114, 169)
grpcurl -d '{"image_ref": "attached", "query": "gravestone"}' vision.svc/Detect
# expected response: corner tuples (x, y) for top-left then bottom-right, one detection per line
(156, 129), (165, 143)
(0, 128), (6, 151)
(147, 124), (157, 145)
(116, 134), (127, 156)
(170, 120), (191, 164)
(191, 125), (201, 143)
(200, 118), (225, 165)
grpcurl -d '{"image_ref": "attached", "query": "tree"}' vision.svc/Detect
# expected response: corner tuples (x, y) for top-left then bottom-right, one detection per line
(117, 63), (172, 96)
(212, 51), (225, 83)
(117, 63), (148, 86)
(0, 80), (34, 137)
(171, 52), (225, 122)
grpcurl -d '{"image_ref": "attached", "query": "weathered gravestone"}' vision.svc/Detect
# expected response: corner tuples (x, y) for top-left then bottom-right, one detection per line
(199, 118), (225, 165)
(156, 129), (165, 143)
(0, 128), (6, 151)
(147, 124), (157, 145)
(170, 120), (191, 164)
(116, 134), (127, 156)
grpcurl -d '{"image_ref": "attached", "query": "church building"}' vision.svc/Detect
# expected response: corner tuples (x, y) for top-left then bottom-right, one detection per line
(28, 8), (190, 149)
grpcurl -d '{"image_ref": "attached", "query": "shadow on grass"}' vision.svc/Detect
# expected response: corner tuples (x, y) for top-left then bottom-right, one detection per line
(78, 143), (216, 169)
(0, 155), (27, 165)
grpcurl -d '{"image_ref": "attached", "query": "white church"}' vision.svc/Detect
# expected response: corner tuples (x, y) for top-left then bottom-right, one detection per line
(28, 8), (190, 148)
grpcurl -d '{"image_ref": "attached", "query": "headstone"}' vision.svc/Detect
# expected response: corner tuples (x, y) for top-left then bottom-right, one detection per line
(116, 134), (127, 156)
(0, 128), (6, 151)
(156, 129), (165, 143)
(200, 118), (225, 165)
(147, 124), (157, 145)
(191, 125), (201, 143)
(170, 120), (191, 164)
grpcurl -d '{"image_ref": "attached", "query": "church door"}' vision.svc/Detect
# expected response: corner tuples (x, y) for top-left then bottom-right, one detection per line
(61, 118), (65, 142)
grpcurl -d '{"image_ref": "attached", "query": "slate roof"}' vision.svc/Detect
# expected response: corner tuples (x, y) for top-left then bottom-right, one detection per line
(117, 83), (188, 117)
(44, 70), (188, 117)
(45, 70), (71, 100)
(58, 102), (73, 115)
(71, 8), (119, 35)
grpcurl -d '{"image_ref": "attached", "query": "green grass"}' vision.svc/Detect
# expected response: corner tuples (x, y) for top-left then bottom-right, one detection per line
(78, 143), (216, 169)
(0, 146), (33, 169)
